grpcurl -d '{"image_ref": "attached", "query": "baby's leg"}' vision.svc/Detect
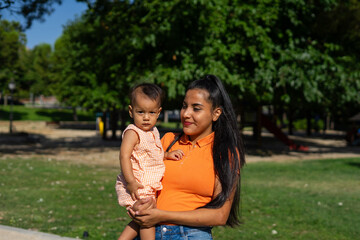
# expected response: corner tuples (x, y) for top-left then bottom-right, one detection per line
(117, 221), (139, 240)
(140, 226), (155, 240)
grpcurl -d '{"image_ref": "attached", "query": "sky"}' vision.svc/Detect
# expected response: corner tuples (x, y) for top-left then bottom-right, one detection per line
(2, 0), (88, 49)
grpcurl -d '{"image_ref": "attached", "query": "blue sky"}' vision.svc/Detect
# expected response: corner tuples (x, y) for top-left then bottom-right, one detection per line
(2, 0), (87, 49)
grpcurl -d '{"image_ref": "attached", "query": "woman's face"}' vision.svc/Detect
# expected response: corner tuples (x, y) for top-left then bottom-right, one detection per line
(181, 89), (221, 143)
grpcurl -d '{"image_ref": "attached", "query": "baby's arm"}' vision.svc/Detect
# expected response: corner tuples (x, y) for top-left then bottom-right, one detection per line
(120, 130), (144, 200)
(164, 150), (184, 160)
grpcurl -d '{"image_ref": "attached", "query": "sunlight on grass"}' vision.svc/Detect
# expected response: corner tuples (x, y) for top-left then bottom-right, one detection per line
(1, 157), (359, 239)
(0, 106), (94, 121)
(0, 158), (126, 239)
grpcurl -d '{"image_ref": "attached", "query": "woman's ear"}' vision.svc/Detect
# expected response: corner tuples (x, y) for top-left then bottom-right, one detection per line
(212, 107), (222, 122)
(128, 105), (133, 118)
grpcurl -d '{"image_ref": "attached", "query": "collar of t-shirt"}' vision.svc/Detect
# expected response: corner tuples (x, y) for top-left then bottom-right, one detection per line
(179, 132), (214, 148)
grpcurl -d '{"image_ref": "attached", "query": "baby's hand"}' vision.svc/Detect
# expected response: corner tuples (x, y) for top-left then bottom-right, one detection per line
(166, 149), (184, 161)
(126, 181), (144, 201)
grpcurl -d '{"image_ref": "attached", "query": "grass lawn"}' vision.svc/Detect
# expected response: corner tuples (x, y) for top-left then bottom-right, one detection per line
(0, 105), (94, 121)
(0, 157), (359, 239)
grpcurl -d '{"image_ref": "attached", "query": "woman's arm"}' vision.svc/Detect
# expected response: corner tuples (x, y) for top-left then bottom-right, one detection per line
(130, 178), (237, 228)
(120, 130), (143, 200)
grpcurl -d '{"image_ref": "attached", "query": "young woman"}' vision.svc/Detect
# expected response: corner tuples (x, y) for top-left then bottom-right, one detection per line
(129, 75), (246, 239)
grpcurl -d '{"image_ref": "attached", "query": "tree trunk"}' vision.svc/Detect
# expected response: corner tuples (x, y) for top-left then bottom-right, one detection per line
(306, 112), (312, 136)
(322, 113), (327, 134)
(252, 105), (262, 146)
(72, 107), (78, 121)
(164, 110), (169, 123)
(288, 109), (293, 135)
(326, 114), (332, 130)
(30, 93), (34, 105)
(120, 110), (128, 132)
(111, 109), (119, 140)
(102, 111), (107, 140)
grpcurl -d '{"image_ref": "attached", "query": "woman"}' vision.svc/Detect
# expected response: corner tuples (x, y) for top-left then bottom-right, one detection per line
(129, 74), (246, 239)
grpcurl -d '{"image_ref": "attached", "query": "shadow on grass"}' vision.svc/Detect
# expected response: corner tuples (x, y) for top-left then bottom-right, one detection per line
(240, 132), (360, 157)
(346, 161), (360, 169)
(0, 109), (29, 121)
(1, 127), (360, 158)
(35, 110), (94, 122)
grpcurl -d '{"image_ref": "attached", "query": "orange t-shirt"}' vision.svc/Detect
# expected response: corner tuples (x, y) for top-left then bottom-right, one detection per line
(157, 132), (215, 212)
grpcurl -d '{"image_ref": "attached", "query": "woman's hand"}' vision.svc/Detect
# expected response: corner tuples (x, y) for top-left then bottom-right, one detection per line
(128, 197), (161, 228)
(129, 208), (162, 228)
(132, 197), (156, 211)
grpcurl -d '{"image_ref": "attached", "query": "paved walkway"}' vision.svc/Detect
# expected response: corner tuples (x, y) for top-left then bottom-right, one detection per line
(0, 225), (77, 240)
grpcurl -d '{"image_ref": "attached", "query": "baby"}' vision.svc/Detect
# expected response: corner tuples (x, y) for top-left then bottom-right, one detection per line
(115, 83), (183, 240)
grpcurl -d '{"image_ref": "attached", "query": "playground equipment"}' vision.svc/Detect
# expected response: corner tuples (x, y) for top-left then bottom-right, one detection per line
(261, 114), (309, 151)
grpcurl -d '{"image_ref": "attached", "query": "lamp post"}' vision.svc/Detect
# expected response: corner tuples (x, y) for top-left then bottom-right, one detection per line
(8, 80), (16, 134)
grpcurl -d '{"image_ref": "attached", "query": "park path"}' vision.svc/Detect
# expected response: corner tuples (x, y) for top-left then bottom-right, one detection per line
(0, 224), (77, 240)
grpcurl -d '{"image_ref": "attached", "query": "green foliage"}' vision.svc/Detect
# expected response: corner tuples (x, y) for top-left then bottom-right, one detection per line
(0, 20), (26, 93)
(2, 0), (360, 126)
(0, 0), (62, 29)
(293, 118), (324, 131)
(21, 44), (53, 96)
(57, 0), (359, 113)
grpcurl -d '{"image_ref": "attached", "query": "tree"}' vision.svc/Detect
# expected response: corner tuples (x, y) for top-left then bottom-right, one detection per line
(21, 43), (53, 97)
(0, 0), (62, 29)
(49, 0), (360, 140)
(51, 17), (96, 121)
(0, 20), (26, 95)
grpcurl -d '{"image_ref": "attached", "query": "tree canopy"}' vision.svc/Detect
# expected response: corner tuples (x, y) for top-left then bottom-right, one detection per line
(0, 0), (63, 29)
(0, 20), (26, 93)
(1, 0), (359, 135)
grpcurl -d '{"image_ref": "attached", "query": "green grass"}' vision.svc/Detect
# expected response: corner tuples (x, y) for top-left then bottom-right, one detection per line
(215, 158), (360, 240)
(157, 121), (182, 129)
(1, 158), (359, 239)
(0, 105), (94, 121)
(0, 158), (126, 239)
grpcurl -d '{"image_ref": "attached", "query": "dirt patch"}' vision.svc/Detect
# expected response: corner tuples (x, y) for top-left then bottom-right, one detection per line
(0, 121), (359, 167)
(0, 121), (121, 168)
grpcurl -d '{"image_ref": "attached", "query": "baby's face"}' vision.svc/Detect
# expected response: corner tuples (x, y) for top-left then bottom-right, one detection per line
(129, 94), (161, 131)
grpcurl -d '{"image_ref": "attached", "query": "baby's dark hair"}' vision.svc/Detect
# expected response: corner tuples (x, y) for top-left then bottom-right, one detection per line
(130, 83), (163, 106)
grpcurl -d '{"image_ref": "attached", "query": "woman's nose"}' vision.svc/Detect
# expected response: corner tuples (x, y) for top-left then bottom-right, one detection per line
(182, 108), (190, 118)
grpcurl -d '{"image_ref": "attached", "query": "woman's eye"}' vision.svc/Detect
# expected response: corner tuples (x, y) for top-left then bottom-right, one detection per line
(194, 108), (201, 111)
(182, 104), (187, 109)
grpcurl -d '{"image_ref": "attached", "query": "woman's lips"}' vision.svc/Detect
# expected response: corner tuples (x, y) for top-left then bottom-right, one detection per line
(183, 121), (192, 127)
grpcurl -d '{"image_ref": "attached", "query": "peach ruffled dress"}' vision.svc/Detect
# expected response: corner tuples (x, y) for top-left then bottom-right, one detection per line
(115, 124), (165, 208)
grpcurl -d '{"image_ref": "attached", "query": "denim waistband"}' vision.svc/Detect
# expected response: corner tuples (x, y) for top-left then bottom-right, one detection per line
(155, 225), (213, 240)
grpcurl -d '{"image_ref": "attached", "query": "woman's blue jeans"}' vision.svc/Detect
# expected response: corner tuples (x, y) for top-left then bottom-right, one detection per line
(133, 225), (213, 240)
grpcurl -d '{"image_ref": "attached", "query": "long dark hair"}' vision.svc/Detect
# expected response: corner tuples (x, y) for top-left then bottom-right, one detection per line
(188, 74), (245, 226)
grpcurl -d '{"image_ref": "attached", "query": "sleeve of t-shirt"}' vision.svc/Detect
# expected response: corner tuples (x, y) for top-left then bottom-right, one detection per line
(161, 132), (176, 152)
